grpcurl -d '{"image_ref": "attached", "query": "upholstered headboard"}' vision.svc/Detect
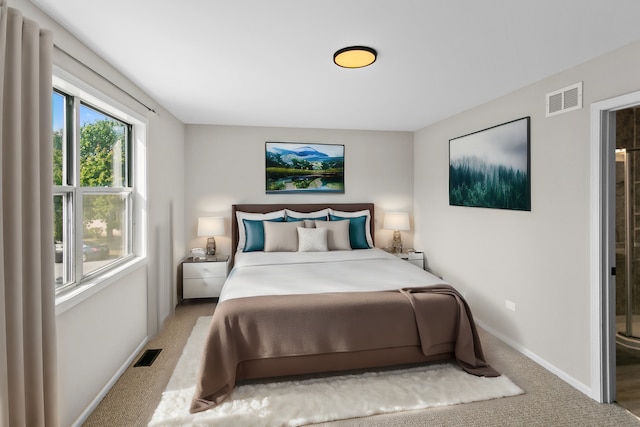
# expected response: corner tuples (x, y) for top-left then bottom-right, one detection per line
(231, 203), (375, 255)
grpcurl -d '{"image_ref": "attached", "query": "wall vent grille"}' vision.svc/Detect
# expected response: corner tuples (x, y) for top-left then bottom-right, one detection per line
(546, 82), (583, 117)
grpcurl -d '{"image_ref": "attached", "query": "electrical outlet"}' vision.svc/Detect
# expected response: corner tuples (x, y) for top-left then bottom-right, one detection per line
(505, 299), (516, 312)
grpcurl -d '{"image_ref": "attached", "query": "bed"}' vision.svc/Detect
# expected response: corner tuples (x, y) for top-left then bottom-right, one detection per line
(190, 203), (497, 413)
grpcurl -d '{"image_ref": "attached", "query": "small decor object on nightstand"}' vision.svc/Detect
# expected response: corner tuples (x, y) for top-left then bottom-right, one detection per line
(197, 217), (225, 255)
(383, 212), (410, 254)
(190, 247), (206, 260)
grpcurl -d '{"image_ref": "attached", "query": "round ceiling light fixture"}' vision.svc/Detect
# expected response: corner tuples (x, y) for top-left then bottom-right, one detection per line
(333, 46), (377, 69)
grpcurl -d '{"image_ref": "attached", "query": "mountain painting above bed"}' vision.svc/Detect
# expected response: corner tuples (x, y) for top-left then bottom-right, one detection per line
(265, 142), (345, 193)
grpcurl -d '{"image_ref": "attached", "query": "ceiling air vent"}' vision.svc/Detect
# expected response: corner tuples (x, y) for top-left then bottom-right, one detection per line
(546, 82), (583, 117)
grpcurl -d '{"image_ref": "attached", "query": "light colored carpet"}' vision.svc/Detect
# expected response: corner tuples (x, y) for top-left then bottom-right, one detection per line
(84, 301), (640, 427)
(149, 317), (523, 426)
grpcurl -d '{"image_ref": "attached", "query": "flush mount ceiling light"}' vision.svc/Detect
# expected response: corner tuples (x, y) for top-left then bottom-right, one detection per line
(333, 46), (377, 69)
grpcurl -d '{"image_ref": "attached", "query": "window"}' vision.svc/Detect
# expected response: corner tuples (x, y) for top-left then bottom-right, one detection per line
(53, 73), (146, 297)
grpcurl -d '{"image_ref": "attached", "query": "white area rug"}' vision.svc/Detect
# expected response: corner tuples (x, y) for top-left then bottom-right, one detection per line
(149, 316), (524, 426)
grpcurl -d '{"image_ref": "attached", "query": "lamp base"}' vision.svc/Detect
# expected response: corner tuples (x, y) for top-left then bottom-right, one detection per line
(392, 230), (403, 254)
(206, 237), (216, 255)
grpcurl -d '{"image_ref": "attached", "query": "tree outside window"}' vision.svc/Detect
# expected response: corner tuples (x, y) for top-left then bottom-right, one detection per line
(53, 91), (133, 291)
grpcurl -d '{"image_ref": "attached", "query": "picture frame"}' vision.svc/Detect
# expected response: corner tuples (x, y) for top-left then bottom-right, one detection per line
(449, 117), (531, 211)
(265, 142), (345, 193)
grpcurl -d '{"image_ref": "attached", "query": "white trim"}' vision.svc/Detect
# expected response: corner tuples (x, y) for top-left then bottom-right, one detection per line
(590, 101), (606, 403)
(53, 66), (148, 124)
(55, 257), (147, 315)
(476, 320), (592, 396)
(590, 90), (640, 403)
(69, 337), (148, 427)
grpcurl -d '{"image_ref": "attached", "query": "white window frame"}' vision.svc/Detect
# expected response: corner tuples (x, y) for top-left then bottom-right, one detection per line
(53, 67), (147, 315)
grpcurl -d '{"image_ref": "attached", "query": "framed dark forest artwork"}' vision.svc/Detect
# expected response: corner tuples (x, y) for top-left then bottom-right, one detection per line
(449, 117), (531, 211)
(265, 142), (345, 193)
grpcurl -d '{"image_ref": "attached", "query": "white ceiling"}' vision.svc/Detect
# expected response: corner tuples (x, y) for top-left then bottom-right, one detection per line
(31, 0), (640, 131)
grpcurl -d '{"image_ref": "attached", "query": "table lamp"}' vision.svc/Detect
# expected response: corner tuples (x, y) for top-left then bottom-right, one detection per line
(383, 212), (410, 254)
(197, 217), (225, 255)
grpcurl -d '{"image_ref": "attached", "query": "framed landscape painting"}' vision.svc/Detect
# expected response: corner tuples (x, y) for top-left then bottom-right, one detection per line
(449, 117), (531, 211)
(265, 142), (345, 193)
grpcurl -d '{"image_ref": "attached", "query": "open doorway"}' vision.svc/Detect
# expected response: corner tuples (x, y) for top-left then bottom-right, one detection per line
(591, 90), (640, 408)
(614, 107), (640, 416)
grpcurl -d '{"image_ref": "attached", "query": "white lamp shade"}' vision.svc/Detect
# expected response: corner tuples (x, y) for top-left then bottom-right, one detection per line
(383, 212), (410, 231)
(197, 217), (225, 236)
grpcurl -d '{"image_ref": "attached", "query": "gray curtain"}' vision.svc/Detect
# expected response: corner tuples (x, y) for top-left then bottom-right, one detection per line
(0, 2), (58, 426)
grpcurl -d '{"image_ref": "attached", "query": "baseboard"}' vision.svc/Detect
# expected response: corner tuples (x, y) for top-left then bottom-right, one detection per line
(71, 337), (148, 427)
(476, 319), (593, 398)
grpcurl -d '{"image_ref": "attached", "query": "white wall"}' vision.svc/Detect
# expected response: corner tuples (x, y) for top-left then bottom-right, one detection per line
(414, 40), (640, 395)
(56, 266), (147, 426)
(185, 125), (414, 254)
(9, 1), (186, 425)
(147, 110), (186, 336)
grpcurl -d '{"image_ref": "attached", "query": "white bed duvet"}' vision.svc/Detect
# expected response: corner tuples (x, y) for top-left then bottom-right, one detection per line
(219, 248), (447, 303)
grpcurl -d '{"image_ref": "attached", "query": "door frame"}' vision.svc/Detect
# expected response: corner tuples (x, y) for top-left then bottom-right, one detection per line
(590, 90), (640, 403)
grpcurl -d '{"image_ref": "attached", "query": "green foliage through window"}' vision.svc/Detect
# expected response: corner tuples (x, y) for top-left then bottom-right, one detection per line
(52, 89), (134, 291)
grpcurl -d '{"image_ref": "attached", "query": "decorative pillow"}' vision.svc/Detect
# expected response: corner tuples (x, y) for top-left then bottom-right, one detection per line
(303, 219), (316, 228)
(329, 214), (370, 249)
(242, 217), (285, 252)
(263, 221), (300, 252)
(285, 208), (329, 220)
(297, 227), (328, 252)
(315, 219), (351, 251)
(329, 209), (373, 247)
(236, 210), (285, 251)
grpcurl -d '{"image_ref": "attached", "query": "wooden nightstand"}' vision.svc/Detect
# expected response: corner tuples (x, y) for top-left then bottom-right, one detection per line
(397, 251), (424, 269)
(181, 255), (230, 300)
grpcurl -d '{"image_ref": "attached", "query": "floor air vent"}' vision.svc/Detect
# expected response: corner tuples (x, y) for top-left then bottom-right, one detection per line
(546, 82), (583, 117)
(134, 349), (162, 367)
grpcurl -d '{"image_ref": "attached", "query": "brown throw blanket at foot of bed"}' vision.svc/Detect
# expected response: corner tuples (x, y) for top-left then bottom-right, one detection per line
(190, 284), (498, 413)
(400, 285), (499, 377)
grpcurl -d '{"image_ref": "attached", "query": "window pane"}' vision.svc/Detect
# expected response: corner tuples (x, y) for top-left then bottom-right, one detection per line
(80, 103), (129, 188)
(82, 193), (129, 276)
(52, 91), (65, 186)
(53, 83), (138, 297)
(54, 194), (70, 289)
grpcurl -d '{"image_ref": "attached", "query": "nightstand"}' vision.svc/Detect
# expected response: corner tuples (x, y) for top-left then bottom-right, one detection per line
(397, 251), (424, 269)
(181, 255), (230, 300)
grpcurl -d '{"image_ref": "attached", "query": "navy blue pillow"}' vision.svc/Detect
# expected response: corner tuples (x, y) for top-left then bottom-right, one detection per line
(329, 214), (370, 249)
(243, 217), (285, 252)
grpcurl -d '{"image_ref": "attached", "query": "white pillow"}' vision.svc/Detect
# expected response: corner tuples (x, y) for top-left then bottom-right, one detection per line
(285, 208), (330, 220)
(236, 210), (285, 251)
(297, 227), (328, 252)
(263, 221), (299, 252)
(315, 219), (351, 250)
(329, 209), (374, 247)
